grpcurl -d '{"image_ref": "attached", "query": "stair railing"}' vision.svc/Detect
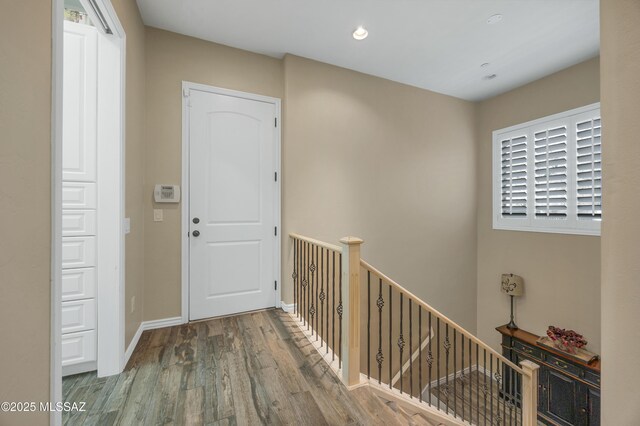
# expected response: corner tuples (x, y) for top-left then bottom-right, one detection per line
(289, 233), (539, 426)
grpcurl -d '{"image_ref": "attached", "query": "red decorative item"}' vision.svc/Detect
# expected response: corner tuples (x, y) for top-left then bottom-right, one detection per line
(546, 326), (588, 354)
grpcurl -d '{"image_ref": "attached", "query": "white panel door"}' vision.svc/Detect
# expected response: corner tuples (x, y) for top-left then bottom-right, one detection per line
(189, 89), (277, 320)
(63, 22), (97, 182)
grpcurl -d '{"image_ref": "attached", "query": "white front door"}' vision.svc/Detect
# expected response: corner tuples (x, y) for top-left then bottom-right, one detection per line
(188, 87), (279, 320)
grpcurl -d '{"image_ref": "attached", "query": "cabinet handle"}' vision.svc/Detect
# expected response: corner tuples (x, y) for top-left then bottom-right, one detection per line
(554, 360), (569, 369)
(579, 408), (588, 415)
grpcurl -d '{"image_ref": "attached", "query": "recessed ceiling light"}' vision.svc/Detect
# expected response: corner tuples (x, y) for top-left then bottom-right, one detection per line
(353, 26), (369, 41)
(484, 74), (498, 80)
(487, 14), (503, 24)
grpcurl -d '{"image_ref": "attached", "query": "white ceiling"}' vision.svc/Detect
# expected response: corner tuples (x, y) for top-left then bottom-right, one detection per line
(136, 0), (599, 101)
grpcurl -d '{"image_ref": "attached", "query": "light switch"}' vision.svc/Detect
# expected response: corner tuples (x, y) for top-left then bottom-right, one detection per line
(124, 217), (131, 234)
(154, 209), (163, 222)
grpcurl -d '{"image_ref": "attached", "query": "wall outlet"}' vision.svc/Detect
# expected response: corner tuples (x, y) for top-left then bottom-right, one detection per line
(131, 296), (136, 313)
(124, 217), (131, 234)
(153, 209), (163, 222)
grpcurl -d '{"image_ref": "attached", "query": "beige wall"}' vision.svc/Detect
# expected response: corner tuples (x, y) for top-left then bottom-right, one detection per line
(600, 0), (640, 422)
(111, 0), (147, 348)
(283, 55), (478, 330)
(0, 1), (52, 424)
(476, 58), (601, 353)
(143, 28), (284, 320)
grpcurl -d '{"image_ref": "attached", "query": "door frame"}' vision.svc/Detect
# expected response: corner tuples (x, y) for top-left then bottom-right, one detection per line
(181, 81), (282, 323)
(51, 0), (126, 423)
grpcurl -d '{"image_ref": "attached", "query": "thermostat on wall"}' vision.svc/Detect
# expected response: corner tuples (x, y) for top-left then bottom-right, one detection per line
(154, 184), (181, 203)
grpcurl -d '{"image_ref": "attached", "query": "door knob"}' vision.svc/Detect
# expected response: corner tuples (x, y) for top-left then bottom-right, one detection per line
(192, 230), (200, 237)
(193, 217), (200, 224)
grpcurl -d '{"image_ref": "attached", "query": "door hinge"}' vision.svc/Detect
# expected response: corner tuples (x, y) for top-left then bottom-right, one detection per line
(274, 281), (278, 290)
(274, 226), (278, 236)
(274, 171), (278, 182)
(182, 88), (189, 98)
(275, 117), (277, 127)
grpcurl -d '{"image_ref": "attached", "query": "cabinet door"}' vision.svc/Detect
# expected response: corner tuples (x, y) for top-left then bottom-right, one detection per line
(541, 367), (580, 425)
(587, 387), (600, 426)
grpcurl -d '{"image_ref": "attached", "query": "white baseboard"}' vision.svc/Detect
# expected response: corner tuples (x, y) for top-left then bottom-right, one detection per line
(123, 316), (185, 367)
(143, 316), (184, 330)
(280, 301), (296, 313)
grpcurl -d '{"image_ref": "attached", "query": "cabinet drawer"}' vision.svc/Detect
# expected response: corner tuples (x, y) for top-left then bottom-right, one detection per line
(514, 340), (543, 361)
(584, 370), (601, 387)
(61, 330), (96, 366)
(62, 236), (96, 269)
(62, 268), (96, 301)
(62, 210), (96, 236)
(62, 299), (96, 333)
(62, 182), (97, 209)
(547, 353), (582, 377)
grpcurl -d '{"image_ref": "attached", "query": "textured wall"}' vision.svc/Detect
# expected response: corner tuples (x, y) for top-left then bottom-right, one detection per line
(600, 0), (640, 422)
(476, 58), (601, 353)
(282, 55), (478, 331)
(143, 28), (284, 320)
(0, 1), (52, 424)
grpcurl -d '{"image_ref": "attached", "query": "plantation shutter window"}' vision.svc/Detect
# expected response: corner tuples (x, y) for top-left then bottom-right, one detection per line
(576, 117), (602, 220)
(493, 103), (601, 236)
(501, 135), (528, 217)
(534, 124), (568, 218)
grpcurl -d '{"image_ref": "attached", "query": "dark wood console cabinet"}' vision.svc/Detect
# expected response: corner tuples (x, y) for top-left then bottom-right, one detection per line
(497, 325), (601, 426)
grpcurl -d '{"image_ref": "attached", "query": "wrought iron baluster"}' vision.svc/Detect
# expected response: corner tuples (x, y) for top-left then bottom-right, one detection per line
(319, 247), (324, 346)
(501, 359), (506, 426)
(398, 292), (404, 394)
(309, 244), (315, 331)
(483, 348), (488, 426)
(510, 365), (515, 426)
(292, 239), (297, 316)
(409, 299), (413, 398)
(461, 334), (465, 421)
(490, 353), (494, 426)
(476, 343), (480, 426)
(304, 241), (308, 327)
(332, 250), (336, 361)
(377, 278), (383, 385)
(388, 285), (392, 390)
(436, 317), (440, 405)
(468, 338), (473, 424)
(315, 245), (319, 337)
(367, 270), (371, 380)
(338, 252), (343, 367)
(453, 328), (457, 418)
(427, 311), (432, 405)
(325, 248), (329, 354)
(445, 323), (450, 409)
(418, 306), (422, 402)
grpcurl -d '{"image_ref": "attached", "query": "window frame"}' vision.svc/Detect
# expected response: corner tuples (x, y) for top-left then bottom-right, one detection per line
(492, 103), (601, 236)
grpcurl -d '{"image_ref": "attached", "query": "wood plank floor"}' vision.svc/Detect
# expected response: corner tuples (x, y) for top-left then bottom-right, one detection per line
(429, 371), (545, 426)
(63, 309), (437, 425)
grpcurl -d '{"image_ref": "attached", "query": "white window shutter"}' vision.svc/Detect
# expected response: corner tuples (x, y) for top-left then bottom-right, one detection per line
(500, 135), (528, 217)
(493, 103), (601, 235)
(576, 116), (602, 220)
(534, 125), (568, 218)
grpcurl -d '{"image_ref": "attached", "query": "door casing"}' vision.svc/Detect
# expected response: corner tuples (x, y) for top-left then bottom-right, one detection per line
(181, 81), (282, 323)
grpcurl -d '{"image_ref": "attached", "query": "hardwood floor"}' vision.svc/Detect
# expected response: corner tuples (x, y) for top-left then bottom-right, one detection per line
(63, 309), (437, 425)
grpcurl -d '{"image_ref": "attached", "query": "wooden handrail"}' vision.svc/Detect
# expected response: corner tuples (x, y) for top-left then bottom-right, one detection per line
(360, 258), (525, 375)
(289, 233), (342, 253)
(287, 232), (537, 425)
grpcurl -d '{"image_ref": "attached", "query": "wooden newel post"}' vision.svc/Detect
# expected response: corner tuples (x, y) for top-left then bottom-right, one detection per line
(340, 236), (364, 388)
(520, 360), (540, 426)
